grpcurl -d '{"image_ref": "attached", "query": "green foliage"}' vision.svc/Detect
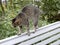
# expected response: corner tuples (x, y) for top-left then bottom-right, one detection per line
(0, 0), (60, 40)
(41, 0), (60, 22)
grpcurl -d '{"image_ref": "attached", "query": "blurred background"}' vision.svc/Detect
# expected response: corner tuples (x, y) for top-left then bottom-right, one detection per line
(0, 0), (60, 40)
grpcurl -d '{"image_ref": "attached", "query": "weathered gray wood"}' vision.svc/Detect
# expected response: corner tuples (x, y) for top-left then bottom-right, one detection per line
(36, 34), (60, 45)
(51, 40), (60, 45)
(18, 28), (60, 45)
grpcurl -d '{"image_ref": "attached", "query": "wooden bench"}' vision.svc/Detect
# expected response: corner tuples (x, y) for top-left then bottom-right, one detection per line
(0, 21), (60, 45)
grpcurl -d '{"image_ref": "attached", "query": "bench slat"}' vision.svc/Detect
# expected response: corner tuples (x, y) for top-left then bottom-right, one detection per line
(18, 28), (60, 45)
(51, 40), (60, 45)
(36, 34), (60, 45)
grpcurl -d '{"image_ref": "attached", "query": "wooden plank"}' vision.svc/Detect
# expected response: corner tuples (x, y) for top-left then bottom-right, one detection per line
(18, 28), (60, 45)
(37, 21), (60, 30)
(51, 40), (60, 45)
(36, 34), (60, 45)
(0, 21), (60, 45)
